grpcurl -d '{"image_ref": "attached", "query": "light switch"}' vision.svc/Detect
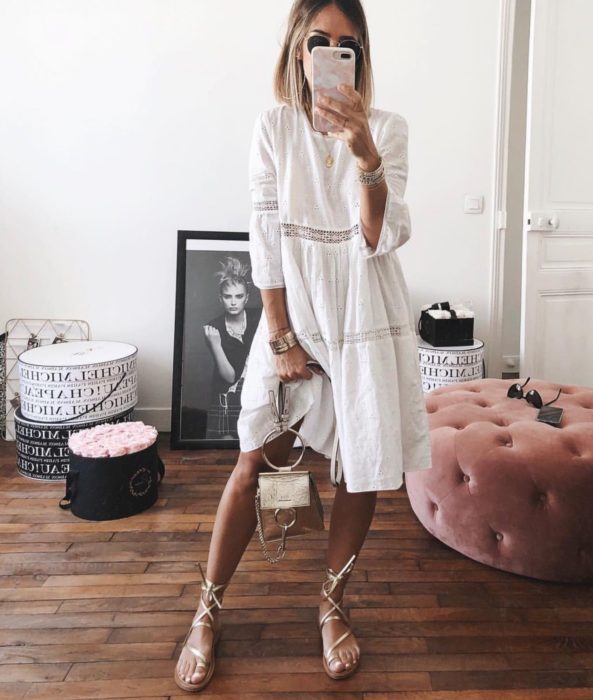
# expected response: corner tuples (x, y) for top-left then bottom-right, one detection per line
(464, 195), (484, 214)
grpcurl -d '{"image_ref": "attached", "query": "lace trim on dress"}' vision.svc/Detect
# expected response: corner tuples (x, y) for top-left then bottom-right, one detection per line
(281, 222), (359, 244)
(296, 324), (406, 349)
(344, 326), (404, 344)
(253, 200), (278, 212)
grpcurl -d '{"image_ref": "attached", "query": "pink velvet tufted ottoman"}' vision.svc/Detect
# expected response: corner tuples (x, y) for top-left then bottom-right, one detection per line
(405, 377), (593, 583)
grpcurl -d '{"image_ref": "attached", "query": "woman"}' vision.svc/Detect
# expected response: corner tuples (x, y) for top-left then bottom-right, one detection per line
(203, 256), (259, 439)
(175, 0), (433, 692)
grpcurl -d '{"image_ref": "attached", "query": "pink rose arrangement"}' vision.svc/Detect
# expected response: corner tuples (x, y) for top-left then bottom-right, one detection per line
(68, 421), (158, 458)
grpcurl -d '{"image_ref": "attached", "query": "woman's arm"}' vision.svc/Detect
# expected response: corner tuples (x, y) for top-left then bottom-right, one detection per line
(248, 113), (285, 289)
(357, 153), (387, 250)
(204, 326), (235, 384)
(261, 288), (315, 382)
(314, 88), (386, 250)
(314, 86), (411, 256)
(261, 288), (290, 337)
(248, 112), (316, 383)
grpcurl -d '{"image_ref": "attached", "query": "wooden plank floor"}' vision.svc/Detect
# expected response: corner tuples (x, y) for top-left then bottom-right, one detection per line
(2, 432), (593, 699)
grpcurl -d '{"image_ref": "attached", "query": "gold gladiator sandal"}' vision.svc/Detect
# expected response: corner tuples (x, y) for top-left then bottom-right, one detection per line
(319, 553), (359, 680)
(174, 563), (227, 693)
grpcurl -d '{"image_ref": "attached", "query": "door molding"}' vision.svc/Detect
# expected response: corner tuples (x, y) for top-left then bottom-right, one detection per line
(487, 0), (516, 378)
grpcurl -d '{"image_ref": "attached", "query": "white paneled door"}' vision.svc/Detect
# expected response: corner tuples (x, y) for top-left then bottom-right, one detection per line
(521, 0), (593, 385)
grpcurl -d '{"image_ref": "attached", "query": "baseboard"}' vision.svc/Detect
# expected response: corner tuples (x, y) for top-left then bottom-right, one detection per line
(132, 408), (171, 432)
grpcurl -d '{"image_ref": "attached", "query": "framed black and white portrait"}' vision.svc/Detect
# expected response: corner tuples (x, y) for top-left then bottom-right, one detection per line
(171, 231), (262, 449)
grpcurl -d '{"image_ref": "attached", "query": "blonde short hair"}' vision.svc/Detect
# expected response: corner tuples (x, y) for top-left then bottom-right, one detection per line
(215, 256), (251, 294)
(273, 0), (374, 123)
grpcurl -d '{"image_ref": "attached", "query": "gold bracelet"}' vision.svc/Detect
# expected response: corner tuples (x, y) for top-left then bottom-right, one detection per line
(269, 331), (298, 355)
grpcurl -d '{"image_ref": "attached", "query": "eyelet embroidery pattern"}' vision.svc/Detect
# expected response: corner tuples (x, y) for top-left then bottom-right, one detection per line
(253, 200), (278, 212)
(295, 324), (406, 349)
(281, 222), (359, 244)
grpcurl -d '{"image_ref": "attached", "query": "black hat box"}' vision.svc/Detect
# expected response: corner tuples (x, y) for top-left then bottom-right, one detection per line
(59, 439), (165, 521)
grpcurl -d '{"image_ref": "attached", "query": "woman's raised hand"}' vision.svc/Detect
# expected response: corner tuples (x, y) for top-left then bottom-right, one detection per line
(314, 84), (381, 171)
(203, 325), (221, 346)
(274, 344), (323, 383)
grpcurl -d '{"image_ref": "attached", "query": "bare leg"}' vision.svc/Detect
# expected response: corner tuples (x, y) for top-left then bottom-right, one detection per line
(319, 477), (377, 674)
(176, 418), (304, 686)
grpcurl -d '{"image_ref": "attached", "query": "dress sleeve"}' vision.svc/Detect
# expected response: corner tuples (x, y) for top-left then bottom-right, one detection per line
(248, 111), (285, 289)
(358, 114), (411, 258)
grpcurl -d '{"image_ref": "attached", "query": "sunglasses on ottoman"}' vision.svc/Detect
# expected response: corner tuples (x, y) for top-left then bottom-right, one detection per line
(507, 376), (562, 408)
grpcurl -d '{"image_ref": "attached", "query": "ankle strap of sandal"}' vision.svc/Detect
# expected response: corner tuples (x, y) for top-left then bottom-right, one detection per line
(188, 563), (228, 635)
(320, 554), (357, 630)
(197, 562), (227, 610)
(322, 554), (356, 599)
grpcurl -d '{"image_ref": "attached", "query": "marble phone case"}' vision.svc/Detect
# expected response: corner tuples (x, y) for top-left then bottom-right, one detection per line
(311, 46), (356, 133)
(536, 405), (563, 427)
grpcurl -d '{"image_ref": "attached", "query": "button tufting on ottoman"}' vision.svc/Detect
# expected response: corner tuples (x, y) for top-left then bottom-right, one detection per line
(405, 377), (593, 582)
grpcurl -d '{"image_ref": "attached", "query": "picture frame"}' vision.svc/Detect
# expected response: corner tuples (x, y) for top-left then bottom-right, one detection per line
(171, 231), (262, 449)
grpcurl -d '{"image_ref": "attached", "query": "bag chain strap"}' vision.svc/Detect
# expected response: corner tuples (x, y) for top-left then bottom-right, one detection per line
(255, 383), (297, 563)
(255, 489), (291, 563)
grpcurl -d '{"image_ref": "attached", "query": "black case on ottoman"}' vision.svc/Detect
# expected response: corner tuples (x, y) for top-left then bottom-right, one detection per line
(418, 301), (474, 347)
(59, 441), (165, 520)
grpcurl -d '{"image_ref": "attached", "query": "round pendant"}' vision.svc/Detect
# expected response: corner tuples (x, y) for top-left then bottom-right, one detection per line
(325, 155), (334, 168)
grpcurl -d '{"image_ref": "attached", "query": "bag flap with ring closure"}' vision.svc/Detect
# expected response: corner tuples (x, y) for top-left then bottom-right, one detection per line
(258, 470), (311, 509)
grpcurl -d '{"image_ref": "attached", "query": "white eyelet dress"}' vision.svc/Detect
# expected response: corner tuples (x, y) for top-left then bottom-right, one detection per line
(237, 104), (433, 493)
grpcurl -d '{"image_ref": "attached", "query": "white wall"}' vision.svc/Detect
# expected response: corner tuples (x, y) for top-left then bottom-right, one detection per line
(0, 0), (501, 430)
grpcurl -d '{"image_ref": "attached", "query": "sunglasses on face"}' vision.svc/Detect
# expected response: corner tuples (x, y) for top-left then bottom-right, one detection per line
(507, 376), (562, 409)
(306, 34), (363, 60)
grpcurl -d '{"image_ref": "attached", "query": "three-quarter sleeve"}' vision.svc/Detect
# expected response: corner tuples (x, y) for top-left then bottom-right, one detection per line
(248, 111), (285, 289)
(359, 114), (411, 258)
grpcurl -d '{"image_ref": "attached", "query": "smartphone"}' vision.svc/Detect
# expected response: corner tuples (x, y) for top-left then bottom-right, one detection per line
(536, 405), (563, 427)
(311, 45), (356, 133)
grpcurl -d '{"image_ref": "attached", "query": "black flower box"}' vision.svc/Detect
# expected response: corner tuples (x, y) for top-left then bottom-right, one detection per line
(418, 301), (474, 347)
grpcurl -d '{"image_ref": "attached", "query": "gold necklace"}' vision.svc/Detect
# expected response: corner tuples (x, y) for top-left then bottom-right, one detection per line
(321, 134), (336, 168)
(307, 110), (336, 167)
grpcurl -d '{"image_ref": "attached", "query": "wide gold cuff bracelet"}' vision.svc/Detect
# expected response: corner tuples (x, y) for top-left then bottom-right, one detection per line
(269, 331), (298, 355)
